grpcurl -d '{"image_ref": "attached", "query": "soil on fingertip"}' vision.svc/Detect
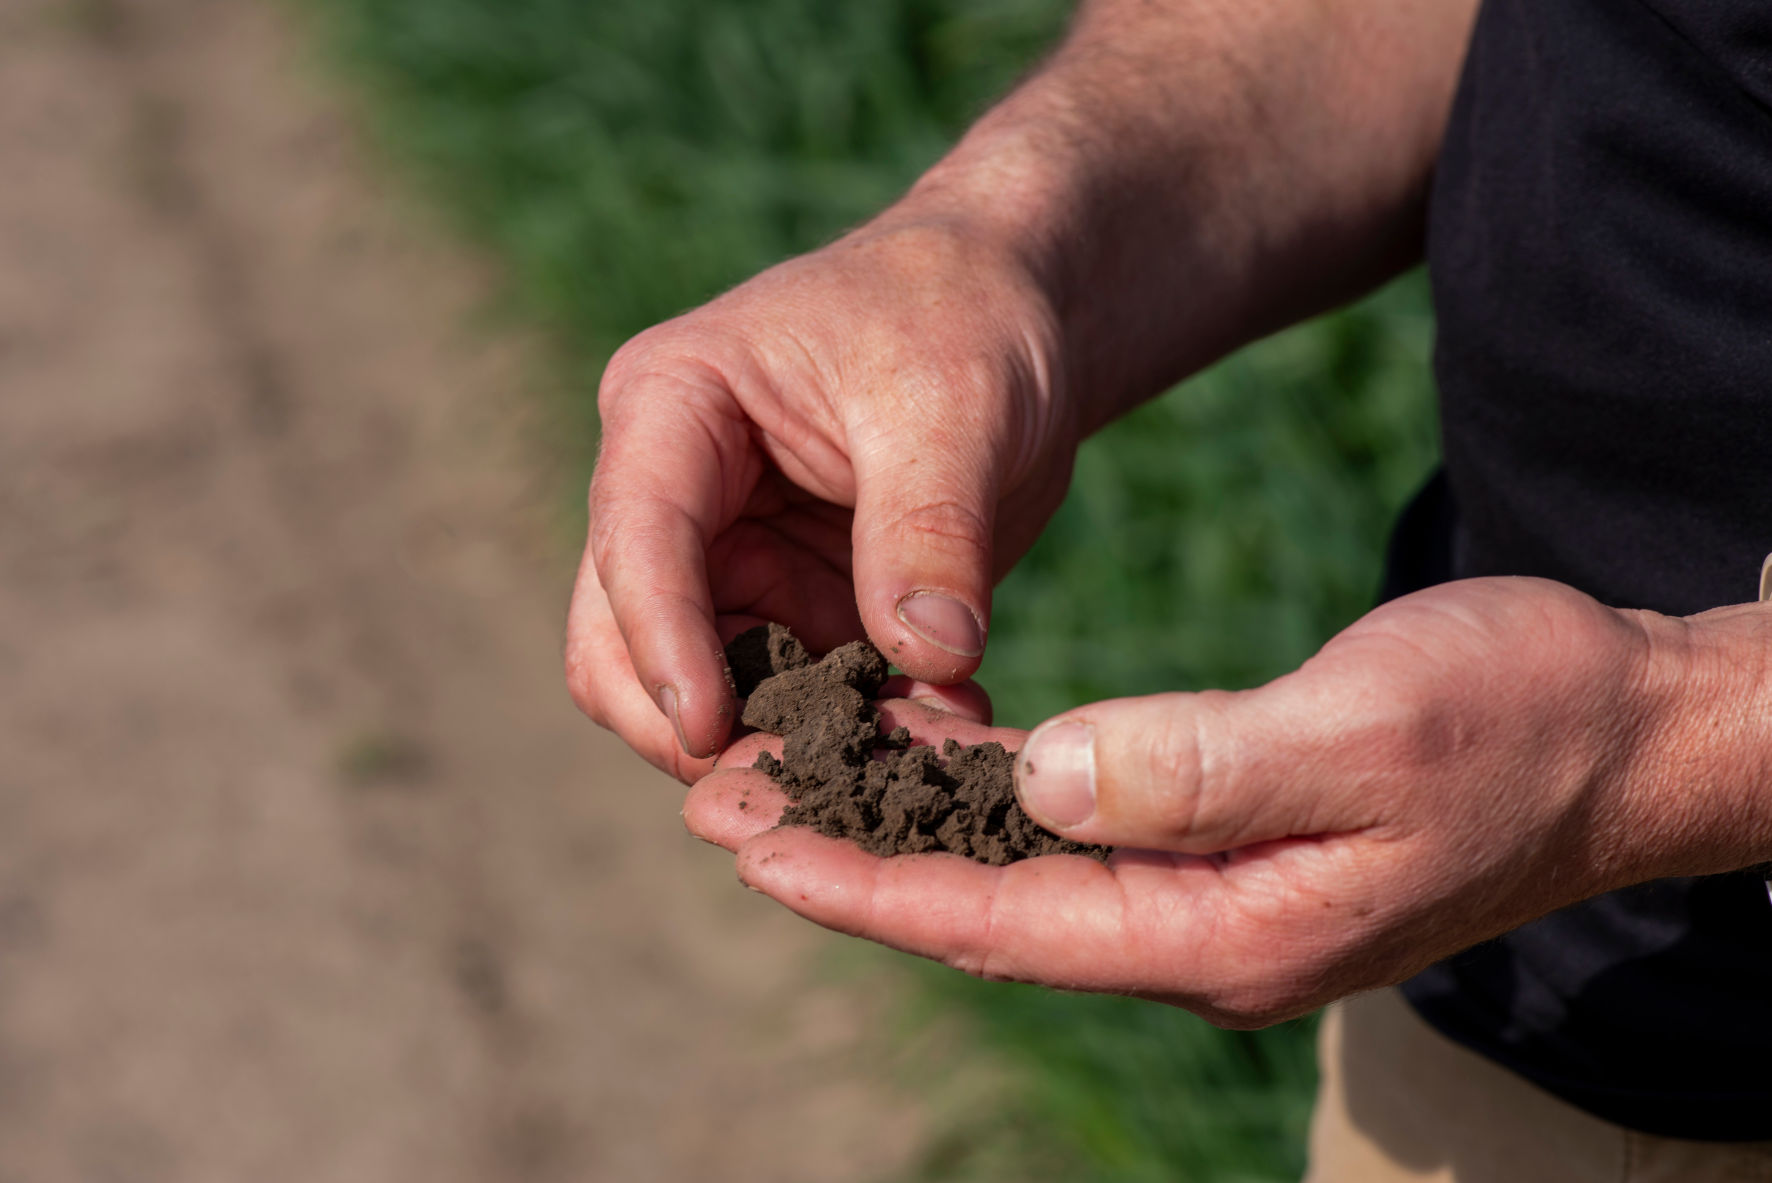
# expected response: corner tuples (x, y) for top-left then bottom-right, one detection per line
(726, 624), (1110, 866)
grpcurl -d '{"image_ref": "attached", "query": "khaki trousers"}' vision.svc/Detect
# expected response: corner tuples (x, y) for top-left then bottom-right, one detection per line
(1305, 989), (1772, 1183)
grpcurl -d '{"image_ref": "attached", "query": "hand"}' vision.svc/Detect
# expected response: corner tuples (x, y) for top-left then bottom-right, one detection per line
(565, 217), (1078, 781)
(563, 0), (1483, 784)
(685, 577), (1758, 1026)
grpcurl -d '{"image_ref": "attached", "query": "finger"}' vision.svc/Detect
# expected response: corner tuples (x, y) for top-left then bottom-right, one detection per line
(733, 826), (1238, 1005)
(710, 726), (780, 773)
(565, 547), (718, 783)
(874, 699), (1021, 749)
(589, 371), (761, 759)
(683, 767), (788, 850)
(704, 506), (868, 653)
(1011, 688), (1356, 853)
(848, 425), (997, 685)
(878, 677), (994, 726)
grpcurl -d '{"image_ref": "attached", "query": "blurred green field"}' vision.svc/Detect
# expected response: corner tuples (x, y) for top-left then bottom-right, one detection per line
(300, 0), (1439, 1177)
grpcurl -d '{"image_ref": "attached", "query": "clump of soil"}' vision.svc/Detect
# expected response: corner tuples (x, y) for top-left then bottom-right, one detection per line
(725, 624), (1110, 866)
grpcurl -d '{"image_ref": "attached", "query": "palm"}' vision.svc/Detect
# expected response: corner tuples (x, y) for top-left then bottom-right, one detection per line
(702, 469), (867, 656)
(684, 707), (1371, 1025)
(683, 578), (1658, 1027)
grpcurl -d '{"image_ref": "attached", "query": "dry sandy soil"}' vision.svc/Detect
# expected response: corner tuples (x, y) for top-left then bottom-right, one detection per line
(0, 0), (922, 1178)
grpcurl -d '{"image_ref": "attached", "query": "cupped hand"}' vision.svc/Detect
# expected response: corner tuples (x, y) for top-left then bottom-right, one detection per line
(686, 577), (1729, 1027)
(565, 218), (1078, 780)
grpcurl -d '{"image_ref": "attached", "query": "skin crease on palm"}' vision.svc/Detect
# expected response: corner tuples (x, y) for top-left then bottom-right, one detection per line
(566, 0), (1772, 1026)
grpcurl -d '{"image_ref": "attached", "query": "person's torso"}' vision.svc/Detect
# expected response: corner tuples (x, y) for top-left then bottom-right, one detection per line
(1403, 0), (1772, 1140)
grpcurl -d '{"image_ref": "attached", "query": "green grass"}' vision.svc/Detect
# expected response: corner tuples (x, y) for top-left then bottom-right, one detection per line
(297, 0), (1439, 1177)
(888, 971), (1324, 1182)
(984, 275), (1436, 728)
(303, 0), (1073, 378)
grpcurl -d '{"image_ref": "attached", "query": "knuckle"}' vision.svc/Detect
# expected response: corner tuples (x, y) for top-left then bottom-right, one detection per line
(942, 947), (991, 979)
(596, 335), (655, 418)
(1210, 980), (1309, 1029)
(662, 749), (700, 786)
(947, 944), (1028, 986)
(892, 496), (991, 551)
(563, 657), (612, 730)
(596, 325), (733, 423)
(1212, 1000), (1291, 1030)
(1135, 698), (1210, 841)
(584, 501), (679, 586)
(585, 502), (623, 571)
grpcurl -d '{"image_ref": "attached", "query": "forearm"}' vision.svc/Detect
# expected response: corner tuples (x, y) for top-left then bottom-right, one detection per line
(879, 0), (1477, 431)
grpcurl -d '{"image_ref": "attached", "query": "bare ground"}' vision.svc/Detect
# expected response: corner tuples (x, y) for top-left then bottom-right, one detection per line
(0, 0), (922, 1178)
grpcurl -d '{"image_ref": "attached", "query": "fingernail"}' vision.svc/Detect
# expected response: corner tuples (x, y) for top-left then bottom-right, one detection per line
(896, 591), (984, 657)
(1017, 720), (1096, 828)
(656, 683), (691, 754)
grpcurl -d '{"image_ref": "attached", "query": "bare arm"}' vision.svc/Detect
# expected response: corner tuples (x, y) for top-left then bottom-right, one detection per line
(687, 578), (1772, 1024)
(891, 0), (1477, 428)
(597, 1), (1772, 1022)
(569, 0), (1479, 774)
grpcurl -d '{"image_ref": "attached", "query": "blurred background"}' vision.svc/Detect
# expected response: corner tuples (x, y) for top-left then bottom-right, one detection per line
(0, 0), (1437, 1178)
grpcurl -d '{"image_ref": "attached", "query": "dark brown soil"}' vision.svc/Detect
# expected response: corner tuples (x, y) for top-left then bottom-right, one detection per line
(726, 625), (1110, 866)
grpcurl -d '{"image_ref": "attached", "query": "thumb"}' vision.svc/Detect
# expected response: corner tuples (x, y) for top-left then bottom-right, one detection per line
(849, 432), (996, 684)
(1013, 689), (1338, 852)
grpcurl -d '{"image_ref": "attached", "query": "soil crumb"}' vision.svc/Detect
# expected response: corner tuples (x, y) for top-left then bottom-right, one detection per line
(726, 625), (1109, 866)
(726, 621), (813, 697)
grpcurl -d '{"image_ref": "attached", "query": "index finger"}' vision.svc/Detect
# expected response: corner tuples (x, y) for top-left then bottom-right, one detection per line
(587, 368), (763, 758)
(563, 543), (721, 780)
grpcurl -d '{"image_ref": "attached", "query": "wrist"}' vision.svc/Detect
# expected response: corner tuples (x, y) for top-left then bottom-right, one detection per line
(880, 137), (1207, 435)
(876, 64), (1243, 432)
(804, 206), (1083, 459)
(1608, 602), (1772, 883)
(874, 140), (1095, 395)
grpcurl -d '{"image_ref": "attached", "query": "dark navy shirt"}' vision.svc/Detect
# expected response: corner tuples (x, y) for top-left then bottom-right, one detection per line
(1395, 0), (1772, 1140)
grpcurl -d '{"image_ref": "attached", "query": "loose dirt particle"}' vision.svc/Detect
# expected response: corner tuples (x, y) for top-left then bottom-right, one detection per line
(726, 621), (813, 696)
